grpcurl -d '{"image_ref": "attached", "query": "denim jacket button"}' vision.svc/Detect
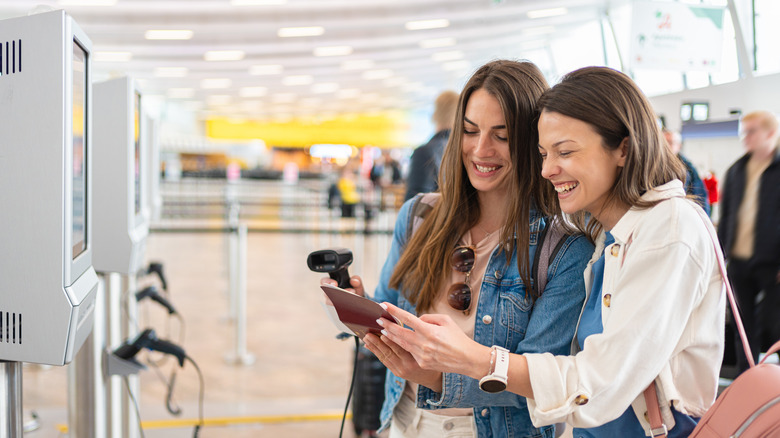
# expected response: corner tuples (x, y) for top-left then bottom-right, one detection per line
(603, 294), (611, 308)
(494, 270), (501, 279)
(482, 315), (493, 325)
(481, 408), (489, 417)
(610, 244), (620, 257)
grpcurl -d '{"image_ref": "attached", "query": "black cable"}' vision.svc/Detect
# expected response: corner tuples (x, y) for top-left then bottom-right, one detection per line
(124, 377), (147, 438)
(147, 359), (182, 416)
(340, 336), (360, 438)
(185, 355), (205, 438)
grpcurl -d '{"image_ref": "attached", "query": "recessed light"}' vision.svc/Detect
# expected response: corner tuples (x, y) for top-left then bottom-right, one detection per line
(144, 30), (193, 40)
(204, 50), (245, 61)
(362, 69), (394, 80)
(282, 75), (314, 86)
(154, 67), (188, 78)
(58, 0), (116, 5)
(314, 46), (353, 57)
(207, 95), (232, 105)
(249, 64), (283, 75)
(442, 60), (472, 72)
(405, 19), (450, 31)
(432, 51), (464, 62)
(94, 51), (132, 62)
(278, 26), (324, 38)
(341, 60), (374, 71)
(312, 83), (339, 94)
(240, 87), (268, 97)
(272, 93), (297, 103)
(336, 89), (361, 99)
(231, 0), (286, 4)
(527, 7), (568, 19)
(419, 37), (456, 49)
(523, 26), (556, 36)
(167, 88), (195, 99)
(200, 78), (232, 89)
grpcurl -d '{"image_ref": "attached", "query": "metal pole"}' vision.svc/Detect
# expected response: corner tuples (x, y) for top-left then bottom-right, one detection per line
(225, 223), (255, 366)
(0, 361), (22, 437)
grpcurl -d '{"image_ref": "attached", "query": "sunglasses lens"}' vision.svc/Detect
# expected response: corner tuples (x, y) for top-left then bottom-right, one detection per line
(447, 283), (471, 311)
(451, 247), (475, 272)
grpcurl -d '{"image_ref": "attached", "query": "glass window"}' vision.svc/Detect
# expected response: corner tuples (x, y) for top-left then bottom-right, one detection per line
(754, 0), (780, 74)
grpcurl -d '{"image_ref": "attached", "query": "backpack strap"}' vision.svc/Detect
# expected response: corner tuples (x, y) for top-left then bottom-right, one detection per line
(531, 216), (568, 299)
(405, 192), (439, 243)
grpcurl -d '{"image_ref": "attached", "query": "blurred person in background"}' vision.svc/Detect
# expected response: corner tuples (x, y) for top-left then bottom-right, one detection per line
(663, 128), (710, 215)
(718, 110), (780, 374)
(338, 161), (361, 218)
(404, 90), (460, 201)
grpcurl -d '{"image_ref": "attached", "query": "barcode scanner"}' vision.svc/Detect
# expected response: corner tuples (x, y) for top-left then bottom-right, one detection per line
(114, 328), (187, 367)
(147, 262), (168, 291)
(136, 285), (177, 315)
(307, 248), (353, 289)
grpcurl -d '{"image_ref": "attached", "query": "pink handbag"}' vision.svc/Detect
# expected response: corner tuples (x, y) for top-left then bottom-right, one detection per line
(644, 210), (780, 437)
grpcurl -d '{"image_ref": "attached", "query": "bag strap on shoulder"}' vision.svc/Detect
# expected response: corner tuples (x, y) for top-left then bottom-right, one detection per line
(405, 192), (439, 243)
(531, 216), (568, 299)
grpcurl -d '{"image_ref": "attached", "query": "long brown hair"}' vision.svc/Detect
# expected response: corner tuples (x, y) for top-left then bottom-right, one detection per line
(389, 60), (555, 313)
(536, 66), (686, 239)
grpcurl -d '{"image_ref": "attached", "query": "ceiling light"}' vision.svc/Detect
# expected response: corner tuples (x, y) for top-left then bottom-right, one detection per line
(282, 75), (314, 86)
(272, 93), (297, 103)
(154, 67), (188, 78)
(58, 0), (116, 5)
(204, 50), (245, 61)
(432, 50), (464, 62)
(527, 7), (568, 19)
(200, 78), (232, 89)
(405, 19), (450, 31)
(94, 51), (132, 62)
(313, 46), (353, 57)
(144, 30), (193, 40)
(207, 95), (232, 105)
(312, 83), (339, 94)
(419, 37), (456, 49)
(300, 98), (322, 107)
(167, 88), (195, 99)
(522, 26), (556, 36)
(341, 60), (374, 71)
(442, 60), (472, 72)
(231, 0), (286, 5)
(383, 77), (407, 87)
(249, 64), (283, 75)
(336, 89), (361, 99)
(240, 87), (268, 97)
(362, 69), (394, 80)
(277, 26), (324, 38)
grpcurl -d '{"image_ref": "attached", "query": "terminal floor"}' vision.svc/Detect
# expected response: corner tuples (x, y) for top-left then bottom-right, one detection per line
(23, 228), (394, 437)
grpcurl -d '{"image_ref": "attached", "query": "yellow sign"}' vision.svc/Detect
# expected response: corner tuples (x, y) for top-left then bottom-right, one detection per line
(205, 112), (412, 148)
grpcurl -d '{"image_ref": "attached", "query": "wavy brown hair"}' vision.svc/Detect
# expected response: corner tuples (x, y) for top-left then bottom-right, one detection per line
(536, 66), (686, 239)
(389, 60), (555, 313)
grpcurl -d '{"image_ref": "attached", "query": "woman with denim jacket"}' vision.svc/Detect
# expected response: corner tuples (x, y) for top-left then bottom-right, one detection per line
(376, 67), (726, 437)
(323, 60), (593, 437)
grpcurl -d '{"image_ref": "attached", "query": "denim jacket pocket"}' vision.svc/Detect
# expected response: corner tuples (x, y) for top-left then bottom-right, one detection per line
(498, 280), (533, 338)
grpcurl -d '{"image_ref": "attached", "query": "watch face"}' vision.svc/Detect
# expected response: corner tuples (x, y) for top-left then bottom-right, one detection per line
(480, 379), (507, 393)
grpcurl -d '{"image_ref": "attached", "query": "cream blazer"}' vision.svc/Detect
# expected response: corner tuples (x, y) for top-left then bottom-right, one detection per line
(525, 180), (726, 435)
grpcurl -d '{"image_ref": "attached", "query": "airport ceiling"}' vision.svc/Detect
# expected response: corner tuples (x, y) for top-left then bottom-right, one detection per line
(0, 0), (630, 121)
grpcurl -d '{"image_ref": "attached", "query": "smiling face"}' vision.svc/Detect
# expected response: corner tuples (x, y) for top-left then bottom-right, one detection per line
(461, 88), (513, 201)
(538, 110), (627, 227)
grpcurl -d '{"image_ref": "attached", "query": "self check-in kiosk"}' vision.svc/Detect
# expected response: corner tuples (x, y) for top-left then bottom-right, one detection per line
(0, 9), (98, 367)
(93, 77), (150, 275)
(0, 9), (99, 436)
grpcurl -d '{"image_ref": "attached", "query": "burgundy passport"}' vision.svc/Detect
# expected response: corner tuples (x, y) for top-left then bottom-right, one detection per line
(320, 284), (399, 339)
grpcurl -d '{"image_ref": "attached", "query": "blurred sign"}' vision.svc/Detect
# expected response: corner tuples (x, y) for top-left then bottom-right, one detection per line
(630, 1), (725, 72)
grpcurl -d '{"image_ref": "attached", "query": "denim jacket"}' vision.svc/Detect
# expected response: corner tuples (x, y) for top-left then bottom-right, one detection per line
(373, 195), (594, 438)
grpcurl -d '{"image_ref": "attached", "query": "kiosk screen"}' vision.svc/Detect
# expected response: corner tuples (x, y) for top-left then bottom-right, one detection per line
(134, 91), (141, 216)
(72, 41), (87, 259)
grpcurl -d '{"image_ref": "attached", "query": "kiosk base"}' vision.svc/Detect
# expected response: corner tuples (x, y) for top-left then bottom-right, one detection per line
(0, 361), (22, 437)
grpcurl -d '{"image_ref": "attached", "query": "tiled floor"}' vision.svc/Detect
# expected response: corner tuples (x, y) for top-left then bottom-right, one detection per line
(22, 224), (394, 437)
